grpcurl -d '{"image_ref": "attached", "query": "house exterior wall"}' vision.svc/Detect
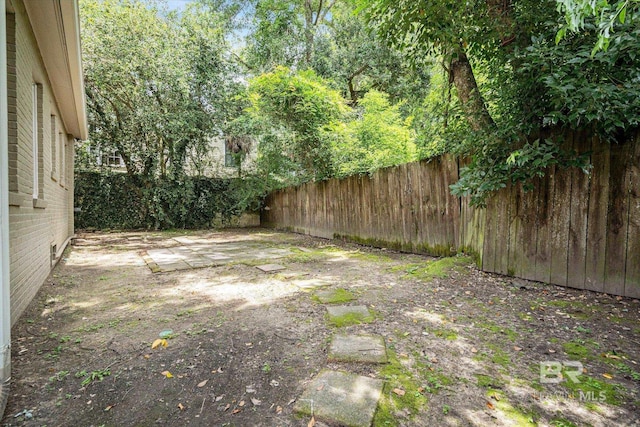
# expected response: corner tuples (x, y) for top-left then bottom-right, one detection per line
(7, 0), (76, 325)
(186, 137), (257, 178)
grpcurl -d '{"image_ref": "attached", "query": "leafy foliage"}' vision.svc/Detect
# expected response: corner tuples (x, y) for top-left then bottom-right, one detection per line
(332, 90), (417, 177)
(75, 172), (242, 230)
(244, 67), (346, 182)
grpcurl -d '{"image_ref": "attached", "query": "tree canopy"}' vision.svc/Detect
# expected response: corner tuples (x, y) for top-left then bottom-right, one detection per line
(79, 0), (640, 223)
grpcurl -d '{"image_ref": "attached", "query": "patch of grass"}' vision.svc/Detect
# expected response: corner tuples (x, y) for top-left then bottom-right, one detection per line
(326, 310), (375, 327)
(487, 389), (537, 425)
(373, 351), (429, 426)
(475, 374), (505, 389)
(562, 374), (624, 406)
(311, 288), (356, 304)
(486, 344), (511, 368)
(49, 370), (70, 383)
(475, 321), (518, 342)
(562, 339), (598, 360)
(75, 322), (105, 333)
(613, 362), (640, 382)
(428, 327), (458, 341)
(390, 255), (471, 281)
(77, 368), (111, 387)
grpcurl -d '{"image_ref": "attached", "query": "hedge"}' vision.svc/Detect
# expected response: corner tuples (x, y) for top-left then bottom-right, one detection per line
(74, 171), (242, 230)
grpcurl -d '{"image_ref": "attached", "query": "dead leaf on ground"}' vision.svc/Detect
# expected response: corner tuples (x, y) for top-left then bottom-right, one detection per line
(392, 388), (406, 396)
(603, 373), (613, 379)
(487, 401), (495, 410)
(316, 384), (324, 391)
(308, 416), (316, 427)
(104, 405), (114, 412)
(232, 409), (241, 414)
(471, 347), (478, 353)
(161, 371), (173, 378)
(197, 380), (208, 388)
(251, 398), (262, 406)
(276, 405), (283, 414)
(239, 400), (245, 407)
(151, 339), (168, 349)
(514, 346), (522, 351)
(178, 403), (185, 411)
(287, 398), (296, 405)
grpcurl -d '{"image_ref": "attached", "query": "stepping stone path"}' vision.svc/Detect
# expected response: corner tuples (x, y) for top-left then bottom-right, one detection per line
(328, 334), (388, 364)
(255, 263), (286, 273)
(294, 370), (384, 427)
(295, 297), (388, 426)
(326, 305), (374, 325)
(142, 236), (293, 272)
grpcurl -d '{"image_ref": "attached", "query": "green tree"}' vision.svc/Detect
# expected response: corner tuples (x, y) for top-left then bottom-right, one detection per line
(332, 90), (417, 177)
(81, 0), (242, 227)
(360, 0), (640, 204)
(556, 0), (640, 52)
(244, 67), (346, 183)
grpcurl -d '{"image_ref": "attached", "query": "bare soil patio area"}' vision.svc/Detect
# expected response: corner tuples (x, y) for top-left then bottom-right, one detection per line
(2, 229), (639, 427)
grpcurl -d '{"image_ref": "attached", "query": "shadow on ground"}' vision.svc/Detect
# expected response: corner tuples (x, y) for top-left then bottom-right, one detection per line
(2, 228), (639, 427)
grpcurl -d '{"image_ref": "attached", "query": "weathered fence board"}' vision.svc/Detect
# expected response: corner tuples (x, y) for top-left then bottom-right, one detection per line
(262, 134), (640, 297)
(626, 140), (640, 298)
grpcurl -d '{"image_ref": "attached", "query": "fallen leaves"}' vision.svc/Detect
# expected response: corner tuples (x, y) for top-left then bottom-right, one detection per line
(603, 373), (613, 379)
(513, 346), (522, 352)
(152, 339), (168, 349)
(308, 416), (316, 427)
(392, 388), (406, 396)
(251, 397), (262, 406)
(178, 403), (185, 411)
(486, 401), (495, 410)
(197, 380), (208, 388)
(161, 371), (173, 378)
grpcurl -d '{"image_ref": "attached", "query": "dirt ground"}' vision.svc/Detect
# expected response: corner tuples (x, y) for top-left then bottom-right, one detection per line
(1, 228), (639, 427)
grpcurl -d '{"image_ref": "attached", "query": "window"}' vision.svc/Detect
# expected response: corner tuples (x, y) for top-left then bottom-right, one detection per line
(7, 12), (18, 194)
(32, 83), (43, 199)
(224, 139), (237, 168)
(60, 134), (66, 187)
(50, 116), (57, 179)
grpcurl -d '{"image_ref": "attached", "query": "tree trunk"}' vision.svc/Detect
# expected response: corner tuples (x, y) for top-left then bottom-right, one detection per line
(449, 48), (496, 132)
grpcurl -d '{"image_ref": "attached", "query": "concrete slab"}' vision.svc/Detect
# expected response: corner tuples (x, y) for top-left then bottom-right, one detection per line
(293, 279), (331, 291)
(294, 370), (383, 427)
(314, 288), (356, 304)
(328, 334), (387, 364)
(326, 305), (374, 326)
(256, 264), (286, 273)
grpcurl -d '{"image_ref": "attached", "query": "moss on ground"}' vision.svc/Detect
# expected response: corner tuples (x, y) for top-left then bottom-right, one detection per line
(311, 288), (356, 304)
(326, 310), (375, 327)
(373, 351), (429, 426)
(390, 255), (472, 281)
(487, 389), (537, 425)
(561, 374), (624, 406)
(475, 321), (518, 342)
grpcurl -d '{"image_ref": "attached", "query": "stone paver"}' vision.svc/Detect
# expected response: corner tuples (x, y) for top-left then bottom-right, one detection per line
(256, 264), (286, 273)
(142, 236), (293, 272)
(294, 370), (383, 427)
(328, 334), (387, 364)
(326, 305), (372, 320)
(293, 278), (331, 291)
(314, 288), (355, 304)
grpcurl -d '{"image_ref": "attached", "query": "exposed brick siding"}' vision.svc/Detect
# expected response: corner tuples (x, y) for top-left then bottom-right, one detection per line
(8, 1), (76, 325)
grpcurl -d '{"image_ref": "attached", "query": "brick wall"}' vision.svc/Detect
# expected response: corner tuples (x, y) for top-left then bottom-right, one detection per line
(7, 1), (75, 325)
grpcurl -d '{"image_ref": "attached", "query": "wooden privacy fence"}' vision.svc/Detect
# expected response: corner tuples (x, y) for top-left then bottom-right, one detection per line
(262, 135), (640, 298)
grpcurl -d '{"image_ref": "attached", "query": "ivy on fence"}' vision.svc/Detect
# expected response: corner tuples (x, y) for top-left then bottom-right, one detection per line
(74, 172), (242, 230)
